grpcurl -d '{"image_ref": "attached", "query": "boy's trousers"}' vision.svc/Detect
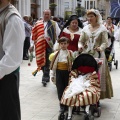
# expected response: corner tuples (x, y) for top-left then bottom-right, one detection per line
(56, 69), (69, 101)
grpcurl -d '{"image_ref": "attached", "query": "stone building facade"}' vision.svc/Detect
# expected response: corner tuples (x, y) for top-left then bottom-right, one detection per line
(11, 0), (110, 20)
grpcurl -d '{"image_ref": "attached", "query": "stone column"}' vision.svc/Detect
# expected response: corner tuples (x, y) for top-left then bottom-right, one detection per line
(21, 0), (25, 16)
(18, 0), (22, 15)
(37, 0), (42, 19)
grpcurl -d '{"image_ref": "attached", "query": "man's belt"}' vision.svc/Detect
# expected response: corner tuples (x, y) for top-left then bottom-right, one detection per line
(12, 67), (20, 74)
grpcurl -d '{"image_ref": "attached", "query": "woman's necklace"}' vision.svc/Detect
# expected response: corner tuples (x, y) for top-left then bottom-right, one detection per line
(89, 24), (100, 32)
(68, 27), (79, 33)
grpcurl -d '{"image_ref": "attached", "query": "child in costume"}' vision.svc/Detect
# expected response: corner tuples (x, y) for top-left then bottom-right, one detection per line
(49, 37), (74, 112)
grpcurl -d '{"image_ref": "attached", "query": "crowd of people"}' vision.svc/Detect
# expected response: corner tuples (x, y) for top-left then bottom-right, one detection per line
(0, 0), (119, 120)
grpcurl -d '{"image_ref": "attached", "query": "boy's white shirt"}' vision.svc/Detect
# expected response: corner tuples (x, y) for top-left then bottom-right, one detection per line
(50, 49), (73, 78)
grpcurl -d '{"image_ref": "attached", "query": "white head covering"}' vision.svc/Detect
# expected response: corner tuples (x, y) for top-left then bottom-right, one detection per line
(87, 9), (103, 24)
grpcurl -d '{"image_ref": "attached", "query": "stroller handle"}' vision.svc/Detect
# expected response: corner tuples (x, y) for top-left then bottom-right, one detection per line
(98, 51), (101, 58)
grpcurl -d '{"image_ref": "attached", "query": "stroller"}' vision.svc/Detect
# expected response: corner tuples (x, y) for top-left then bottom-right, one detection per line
(105, 34), (118, 71)
(58, 54), (101, 120)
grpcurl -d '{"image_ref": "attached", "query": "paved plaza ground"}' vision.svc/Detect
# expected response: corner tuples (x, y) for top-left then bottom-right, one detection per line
(20, 41), (120, 120)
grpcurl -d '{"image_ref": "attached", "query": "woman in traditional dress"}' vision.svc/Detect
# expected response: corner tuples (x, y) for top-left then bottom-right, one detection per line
(54, 15), (83, 57)
(78, 9), (113, 99)
(51, 15), (83, 85)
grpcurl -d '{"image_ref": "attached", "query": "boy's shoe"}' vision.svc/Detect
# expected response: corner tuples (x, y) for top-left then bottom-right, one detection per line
(23, 56), (29, 60)
(59, 107), (65, 112)
(59, 104), (65, 113)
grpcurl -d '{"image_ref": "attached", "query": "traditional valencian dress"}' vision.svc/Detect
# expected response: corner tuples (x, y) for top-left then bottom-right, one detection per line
(78, 24), (113, 99)
(60, 27), (82, 52)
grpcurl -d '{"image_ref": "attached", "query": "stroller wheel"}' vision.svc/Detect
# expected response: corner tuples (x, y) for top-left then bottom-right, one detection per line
(58, 113), (65, 120)
(115, 60), (118, 69)
(83, 114), (94, 120)
(97, 107), (101, 117)
(65, 113), (68, 120)
(89, 106), (95, 116)
(109, 63), (112, 71)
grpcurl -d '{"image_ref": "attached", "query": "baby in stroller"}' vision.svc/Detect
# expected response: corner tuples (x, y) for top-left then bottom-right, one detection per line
(59, 54), (101, 120)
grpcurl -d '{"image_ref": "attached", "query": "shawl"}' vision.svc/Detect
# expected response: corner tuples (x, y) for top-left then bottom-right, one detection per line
(32, 20), (57, 69)
(50, 50), (74, 71)
(32, 20), (46, 69)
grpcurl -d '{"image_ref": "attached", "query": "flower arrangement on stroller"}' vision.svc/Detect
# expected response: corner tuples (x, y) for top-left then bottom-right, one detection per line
(58, 54), (102, 120)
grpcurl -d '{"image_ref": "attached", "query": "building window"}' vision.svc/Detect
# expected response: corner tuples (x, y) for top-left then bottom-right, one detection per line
(90, 1), (93, 9)
(85, 1), (86, 9)
(31, 0), (37, 3)
(94, 1), (95, 8)
(31, 0), (38, 19)
(64, 2), (69, 9)
(87, 1), (89, 9)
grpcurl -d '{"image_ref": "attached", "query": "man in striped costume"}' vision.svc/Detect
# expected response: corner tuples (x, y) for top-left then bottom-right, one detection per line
(32, 9), (60, 86)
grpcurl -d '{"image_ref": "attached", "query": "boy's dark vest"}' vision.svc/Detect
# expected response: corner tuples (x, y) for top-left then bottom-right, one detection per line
(0, 4), (21, 59)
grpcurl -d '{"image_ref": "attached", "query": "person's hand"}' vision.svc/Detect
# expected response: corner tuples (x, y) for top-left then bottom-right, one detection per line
(94, 47), (101, 52)
(78, 47), (83, 53)
(51, 77), (54, 82)
(29, 46), (34, 53)
(51, 77), (56, 85)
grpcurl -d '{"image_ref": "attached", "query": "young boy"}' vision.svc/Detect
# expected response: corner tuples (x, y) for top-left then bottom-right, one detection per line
(49, 37), (74, 112)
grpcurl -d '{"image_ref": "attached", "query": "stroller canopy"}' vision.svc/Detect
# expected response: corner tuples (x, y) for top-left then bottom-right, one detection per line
(72, 54), (98, 73)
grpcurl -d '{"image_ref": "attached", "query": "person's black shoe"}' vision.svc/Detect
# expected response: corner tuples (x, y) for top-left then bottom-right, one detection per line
(59, 107), (65, 113)
(46, 79), (50, 82)
(23, 56), (29, 60)
(59, 104), (66, 113)
(42, 81), (47, 87)
(42, 77), (50, 82)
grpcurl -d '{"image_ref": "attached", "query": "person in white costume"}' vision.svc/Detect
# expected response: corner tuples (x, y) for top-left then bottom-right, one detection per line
(0, 0), (25, 120)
